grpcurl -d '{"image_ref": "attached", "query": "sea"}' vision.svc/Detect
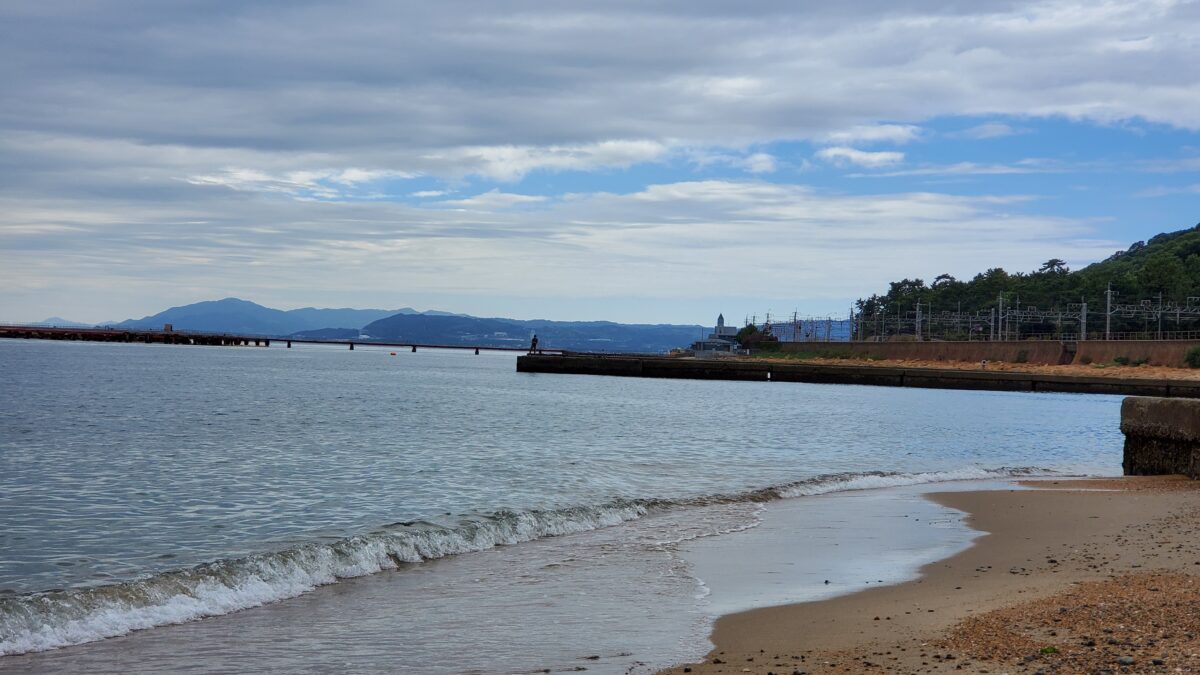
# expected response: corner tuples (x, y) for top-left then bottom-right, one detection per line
(0, 340), (1123, 673)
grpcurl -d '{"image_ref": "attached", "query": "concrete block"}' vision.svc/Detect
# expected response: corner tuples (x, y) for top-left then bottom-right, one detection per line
(1121, 396), (1200, 477)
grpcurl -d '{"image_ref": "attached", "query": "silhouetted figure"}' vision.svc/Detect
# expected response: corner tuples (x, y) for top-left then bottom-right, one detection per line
(529, 334), (539, 354)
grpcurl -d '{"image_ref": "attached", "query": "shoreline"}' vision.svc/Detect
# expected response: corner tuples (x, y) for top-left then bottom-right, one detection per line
(661, 476), (1200, 674)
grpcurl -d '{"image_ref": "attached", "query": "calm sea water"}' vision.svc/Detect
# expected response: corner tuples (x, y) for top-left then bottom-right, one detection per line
(0, 340), (1123, 672)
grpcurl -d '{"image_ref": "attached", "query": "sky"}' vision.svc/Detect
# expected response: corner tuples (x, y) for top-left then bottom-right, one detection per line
(2, 1), (1199, 325)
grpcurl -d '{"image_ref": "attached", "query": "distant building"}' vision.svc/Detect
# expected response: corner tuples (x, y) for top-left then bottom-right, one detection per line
(689, 313), (740, 353)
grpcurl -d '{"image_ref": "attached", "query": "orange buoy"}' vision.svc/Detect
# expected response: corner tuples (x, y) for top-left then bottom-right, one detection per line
(390, 352), (397, 356)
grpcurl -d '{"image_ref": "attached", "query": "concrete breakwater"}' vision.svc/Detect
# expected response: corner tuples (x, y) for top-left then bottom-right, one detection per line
(1122, 397), (1200, 477)
(517, 354), (1200, 398)
(0, 325), (271, 347)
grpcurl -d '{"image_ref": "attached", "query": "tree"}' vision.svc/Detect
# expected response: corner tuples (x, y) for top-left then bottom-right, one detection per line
(932, 273), (957, 288)
(735, 323), (759, 344)
(1138, 253), (1186, 298)
(885, 278), (927, 304)
(1039, 258), (1068, 274)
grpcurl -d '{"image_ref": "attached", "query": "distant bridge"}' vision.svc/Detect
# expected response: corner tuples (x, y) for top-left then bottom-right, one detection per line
(0, 324), (560, 354)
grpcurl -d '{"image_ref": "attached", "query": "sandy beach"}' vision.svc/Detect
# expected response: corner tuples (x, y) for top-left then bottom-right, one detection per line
(661, 476), (1200, 674)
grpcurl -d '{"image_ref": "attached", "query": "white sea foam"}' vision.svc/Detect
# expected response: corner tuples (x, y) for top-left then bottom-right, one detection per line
(774, 466), (1049, 499)
(0, 466), (1053, 657)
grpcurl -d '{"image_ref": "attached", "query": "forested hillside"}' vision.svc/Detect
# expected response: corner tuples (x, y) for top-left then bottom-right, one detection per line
(858, 222), (1200, 315)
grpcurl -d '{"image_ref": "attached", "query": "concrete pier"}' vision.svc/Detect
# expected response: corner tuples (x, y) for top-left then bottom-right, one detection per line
(1121, 397), (1200, 477)
(517, 354), (1200, 398)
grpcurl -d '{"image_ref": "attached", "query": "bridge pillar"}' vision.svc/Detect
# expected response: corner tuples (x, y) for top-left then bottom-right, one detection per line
(287, 340), (292, 348)
(349, 342), (354, 350)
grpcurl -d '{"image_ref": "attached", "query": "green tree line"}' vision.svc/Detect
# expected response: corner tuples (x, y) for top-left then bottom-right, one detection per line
(855, 222), (1200, 337)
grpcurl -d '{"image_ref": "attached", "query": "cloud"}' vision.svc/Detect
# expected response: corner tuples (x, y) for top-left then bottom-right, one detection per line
(1135, 183), (1200, 197)
(425, 140), (669, 181)
(686, 149), (779, 174)
(185, 168), (415, 199)
(949, 122), (1030, 140)
(1138, 157), (1200, 173)
(438, 189), (548, 209)
(0, 179), (1118, 323)
(0, 1), (1196, 321)
(816, 147), (905, 168)
(741, 152), (778, 174)
(819, 124), (923, 145)
(857, 159), (1062, 177)
(3, 1), (1200, 174)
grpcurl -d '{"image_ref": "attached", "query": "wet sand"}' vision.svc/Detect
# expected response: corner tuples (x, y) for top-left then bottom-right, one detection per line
(661, 476), (1200, 674)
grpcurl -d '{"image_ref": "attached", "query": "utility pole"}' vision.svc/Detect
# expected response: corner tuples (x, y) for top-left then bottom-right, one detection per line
(998, 293), (1004, 341)
(915, 301), (923, 341)
(1105, 284), (1113, 341)
(1014, 294), (1020, 341)
(1157, 292), (1163, 340)
(1080, 301), (1087, 341)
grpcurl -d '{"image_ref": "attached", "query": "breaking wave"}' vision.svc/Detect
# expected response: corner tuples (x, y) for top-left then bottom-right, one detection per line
(0, 465), (1052, 656)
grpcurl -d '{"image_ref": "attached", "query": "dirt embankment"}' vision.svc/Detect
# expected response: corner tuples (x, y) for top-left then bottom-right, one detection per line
(763, 355), (1200, 381)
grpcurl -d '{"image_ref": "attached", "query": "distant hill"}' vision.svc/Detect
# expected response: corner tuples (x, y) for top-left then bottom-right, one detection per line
(362, 314), (706, 353)
(112, 298), (414, 335)
(33, 317), (94, 328)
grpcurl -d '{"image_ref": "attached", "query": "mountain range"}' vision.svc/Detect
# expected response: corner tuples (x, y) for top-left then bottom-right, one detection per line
(107, 298), (457, 336)
(86, 297), (708, 353)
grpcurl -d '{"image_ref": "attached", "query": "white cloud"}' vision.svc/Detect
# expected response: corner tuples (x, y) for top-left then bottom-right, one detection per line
(185, 167), (414, 199)
(427, 140), (669, 181)
(950, 123), (1029, 140)
(1135, 183), (1200, 197)
(686, 149), (779, 174)
(819, 124), (922, 145)
(742, 152), (778, 174)
(816, 147), (905, 168)
(438, 189), (548, 209)
(411, 190), (449, 198)
(858, 159), (1061, 177)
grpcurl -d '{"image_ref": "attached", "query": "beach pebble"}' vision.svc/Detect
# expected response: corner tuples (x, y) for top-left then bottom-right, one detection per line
(1117, 655), (1135, 665)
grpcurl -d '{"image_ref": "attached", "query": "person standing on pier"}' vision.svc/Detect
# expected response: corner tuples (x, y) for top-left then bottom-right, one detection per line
(529, 334), (539, 354)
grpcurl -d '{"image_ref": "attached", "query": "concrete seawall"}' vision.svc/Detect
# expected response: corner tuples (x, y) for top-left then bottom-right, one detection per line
(1121, 397), (1200, 477)
(517, 354), (1200, 398)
